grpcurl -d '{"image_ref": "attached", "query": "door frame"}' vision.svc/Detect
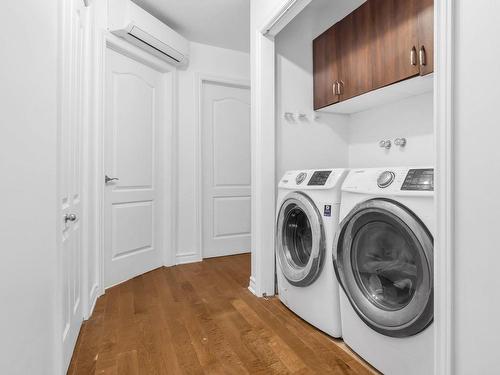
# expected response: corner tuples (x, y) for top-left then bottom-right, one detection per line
(252, 0), (454, 374)
(89, 32), (178, 305)
(56, 0), (91, 372)
(192, 74), (251, 264)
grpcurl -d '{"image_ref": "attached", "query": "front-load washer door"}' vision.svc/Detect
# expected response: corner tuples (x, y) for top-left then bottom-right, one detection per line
(333, 198), (433, 337)
(276, 192), (325, 287)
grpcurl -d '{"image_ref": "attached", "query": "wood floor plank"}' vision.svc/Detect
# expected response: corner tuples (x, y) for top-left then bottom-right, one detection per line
(69, 254), (378, 375)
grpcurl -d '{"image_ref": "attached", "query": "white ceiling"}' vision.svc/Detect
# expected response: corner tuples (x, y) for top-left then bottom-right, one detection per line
(131, 0), (250, 53)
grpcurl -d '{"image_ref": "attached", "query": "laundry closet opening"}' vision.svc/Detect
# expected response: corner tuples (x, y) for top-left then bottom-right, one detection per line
(273, 0), (436, 374)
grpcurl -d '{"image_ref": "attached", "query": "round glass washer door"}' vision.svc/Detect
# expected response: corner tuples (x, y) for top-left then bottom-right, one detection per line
(276, 192), (325, 287)
(333, 198), (433, 337)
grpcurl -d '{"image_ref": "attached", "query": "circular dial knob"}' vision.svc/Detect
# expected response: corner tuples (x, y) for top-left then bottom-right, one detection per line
(296, 172), (307, 185)
(377, 171), (395, 188)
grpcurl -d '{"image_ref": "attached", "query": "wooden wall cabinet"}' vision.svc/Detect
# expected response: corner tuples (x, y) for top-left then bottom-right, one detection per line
(313, 26), (341, 109)
(313, 0), (434, 110)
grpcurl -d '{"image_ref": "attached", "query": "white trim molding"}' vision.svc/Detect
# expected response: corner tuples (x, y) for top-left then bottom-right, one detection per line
(434, 0), (455, 374)
(250, 29), (277, 297)
(194, 73), (251, 263)
(262, 0), (311, 37)
(176, 251), (203, 265)
(251, 0), (309, 298)
(248, 276), (257, 296)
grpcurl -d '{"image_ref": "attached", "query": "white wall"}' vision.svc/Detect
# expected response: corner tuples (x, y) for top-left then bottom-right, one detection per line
(0, 0), (58, 374)
(453, 1), (500, 374)
(176, 42), (250, 263)
(275, 3), (349, 180)
(348, 93), (434, 168)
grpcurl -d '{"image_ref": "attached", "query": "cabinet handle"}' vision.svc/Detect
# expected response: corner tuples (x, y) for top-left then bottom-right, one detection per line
(332, 81), (338, 95)
(338, 80), (344, 95)
(410, 46), (417, 66)
(419, 46), (427, 66)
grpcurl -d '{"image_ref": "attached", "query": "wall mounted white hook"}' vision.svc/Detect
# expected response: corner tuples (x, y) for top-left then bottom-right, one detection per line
(379, 140), (391, 149)
(394, 137), (407, 147)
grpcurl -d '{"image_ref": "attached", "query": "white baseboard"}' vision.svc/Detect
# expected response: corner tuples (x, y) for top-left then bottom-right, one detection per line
(176, 251), (202, 265)
(248, 276), (258, 296)
(86, 283), (100, 319)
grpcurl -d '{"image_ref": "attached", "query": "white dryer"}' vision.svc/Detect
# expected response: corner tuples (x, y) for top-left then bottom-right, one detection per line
(276, 168), (348, 337)
(333, 167), (434, 375)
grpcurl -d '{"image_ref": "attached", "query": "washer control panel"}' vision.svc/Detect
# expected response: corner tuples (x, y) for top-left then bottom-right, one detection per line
(295, 172), (307, 185)
(307, 170), (332, 186)
(401, 168), (434, 191)
(377, 171), (395, 188)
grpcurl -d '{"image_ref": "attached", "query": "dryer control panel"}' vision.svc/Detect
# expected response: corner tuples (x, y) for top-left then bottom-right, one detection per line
(307, 171), (332, 186)
(401, 169), (434, 191)
(278, 169), (348, 190)
(341, 167), (434, 196)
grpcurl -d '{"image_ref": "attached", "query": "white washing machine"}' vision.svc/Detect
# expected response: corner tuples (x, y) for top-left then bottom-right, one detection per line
(276, 168), (348, 337)
(333, 167), (434, 375)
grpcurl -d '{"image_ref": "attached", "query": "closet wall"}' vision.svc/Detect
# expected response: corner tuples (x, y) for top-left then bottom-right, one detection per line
(348, 93), (434, 167)
(274, 1), (364, 179)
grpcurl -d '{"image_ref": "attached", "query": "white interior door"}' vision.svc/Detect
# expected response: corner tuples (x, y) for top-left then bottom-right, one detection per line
(60, 0), (85, 370)
(104, 48), (164, 288)
(201, 81), (251, 258)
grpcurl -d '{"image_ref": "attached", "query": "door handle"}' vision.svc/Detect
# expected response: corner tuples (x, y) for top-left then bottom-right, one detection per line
(419, 46), (427, 66)
(410, 46), (417, 66)
(64, 213), (77, 223)
(105, 175), (119, 184)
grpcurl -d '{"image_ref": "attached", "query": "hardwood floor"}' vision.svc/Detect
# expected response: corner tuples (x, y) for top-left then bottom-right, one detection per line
(68, 254), (378, 375)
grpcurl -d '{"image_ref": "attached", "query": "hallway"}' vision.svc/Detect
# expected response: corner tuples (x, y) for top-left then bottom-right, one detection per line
(68, 254), (376, 374)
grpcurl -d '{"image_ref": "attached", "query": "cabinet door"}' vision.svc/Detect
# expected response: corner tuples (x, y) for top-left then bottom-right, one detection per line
(417, 0), (434, 75)
(337, 2), (373, 101)
(313, 27), (339, 109)
(371, 0), (420, 90)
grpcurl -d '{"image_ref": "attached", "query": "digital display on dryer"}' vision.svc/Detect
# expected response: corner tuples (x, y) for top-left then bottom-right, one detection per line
(307, 171), (332, 186)
(401, 169), (434, 191)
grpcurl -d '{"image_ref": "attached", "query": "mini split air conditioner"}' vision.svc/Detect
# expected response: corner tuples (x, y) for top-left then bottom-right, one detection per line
(108, 0), (189, 66)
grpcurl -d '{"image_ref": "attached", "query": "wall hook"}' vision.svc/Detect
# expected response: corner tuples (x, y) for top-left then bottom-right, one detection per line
(379, 140), (391, 149)
(394, 137), (407, 147)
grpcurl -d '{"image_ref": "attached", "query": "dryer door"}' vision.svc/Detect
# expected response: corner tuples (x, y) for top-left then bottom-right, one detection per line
(333, 198), (433, 337)
(276, 192), (325, 287)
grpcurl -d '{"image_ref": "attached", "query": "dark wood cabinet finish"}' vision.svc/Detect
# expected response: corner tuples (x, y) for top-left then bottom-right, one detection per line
(313, 32), (328, 109)
(371, 0), (420, 90)
(312, 0), (434, 110)
(313, 26), (340, 108)
(417, 0), (434, 76)
(338, 1), (373, 101)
